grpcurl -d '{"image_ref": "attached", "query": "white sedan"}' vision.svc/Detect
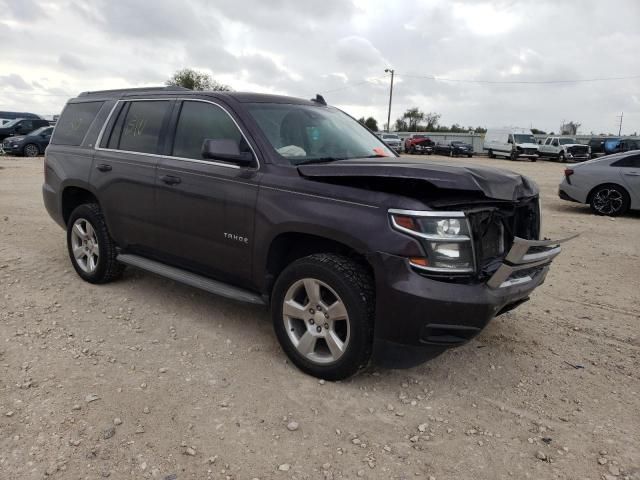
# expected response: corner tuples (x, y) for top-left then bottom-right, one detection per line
(558, 151), (640, 216)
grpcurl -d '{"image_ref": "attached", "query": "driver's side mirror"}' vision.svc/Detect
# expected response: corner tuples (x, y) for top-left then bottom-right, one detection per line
(507, 138), (513, 144)
(201, 139), (254, 166)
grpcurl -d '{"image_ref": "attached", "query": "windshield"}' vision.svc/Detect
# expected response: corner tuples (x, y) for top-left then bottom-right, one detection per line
(30, 126), (50, 136)
(382, 134), (399, 140)
(513, 134), (535, 143)
(558, 138), (576, 145)
(1, 119), (20, 128)
(247, 103), (395, 165)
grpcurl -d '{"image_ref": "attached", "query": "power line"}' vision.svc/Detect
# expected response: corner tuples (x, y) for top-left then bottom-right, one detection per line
(395, 73), (640, 85)
(317, 77), (385, 95)
(1, 89), (72, 97)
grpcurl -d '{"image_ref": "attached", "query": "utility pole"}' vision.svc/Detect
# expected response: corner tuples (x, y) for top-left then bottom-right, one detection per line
(384, 68), (394, 132)
(617, 112), (624, 136)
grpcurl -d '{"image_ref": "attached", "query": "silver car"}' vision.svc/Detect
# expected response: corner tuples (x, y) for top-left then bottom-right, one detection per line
(558, 151), (640, 216)
(380, 133), (402, 153)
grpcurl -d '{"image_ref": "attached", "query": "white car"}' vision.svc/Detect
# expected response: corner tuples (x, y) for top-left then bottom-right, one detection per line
(558, 151), (640, 216)
(538, 136), (590, 162)
(483, 127), (539, 161)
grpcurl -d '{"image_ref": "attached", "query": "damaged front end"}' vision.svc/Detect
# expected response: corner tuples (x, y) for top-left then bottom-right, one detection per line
(390, 196), (577, 290)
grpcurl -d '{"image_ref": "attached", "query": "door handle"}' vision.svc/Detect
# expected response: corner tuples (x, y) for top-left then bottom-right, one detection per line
(624, 171), (640, 176)
(96, 164), (112, 172)
(160, 175), (182, 185)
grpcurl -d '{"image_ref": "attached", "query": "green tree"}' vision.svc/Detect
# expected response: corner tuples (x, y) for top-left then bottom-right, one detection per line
(166, 68), (232, 91)
(401, 107), (425, 131)
(423, 112), (441, 131)
(394, 118), (409, 131)
(364, 117), (378, 131)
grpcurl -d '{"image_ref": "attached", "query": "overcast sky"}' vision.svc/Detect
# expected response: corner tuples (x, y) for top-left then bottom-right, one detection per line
(1, 0), (639, 134)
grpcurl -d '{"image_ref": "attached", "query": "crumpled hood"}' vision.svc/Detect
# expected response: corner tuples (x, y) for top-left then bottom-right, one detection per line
(298, 160), (539, 201)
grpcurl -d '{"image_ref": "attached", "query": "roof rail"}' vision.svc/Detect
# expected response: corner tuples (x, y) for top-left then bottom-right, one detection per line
(78, 86), (190, 97)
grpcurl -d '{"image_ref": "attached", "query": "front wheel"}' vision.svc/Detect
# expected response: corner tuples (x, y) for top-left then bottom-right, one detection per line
(510, 151), (518, 161)
(67, 203), (125, 284)
(488, 150), (496, 158)
(23, 143), (39, 157)
(558, 152), (566, 163)
(271, 254), (374, 380)
(589, 184), (630, 216)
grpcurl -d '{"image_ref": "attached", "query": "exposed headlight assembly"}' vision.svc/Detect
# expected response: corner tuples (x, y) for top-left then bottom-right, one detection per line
(389, 209), (475, 273)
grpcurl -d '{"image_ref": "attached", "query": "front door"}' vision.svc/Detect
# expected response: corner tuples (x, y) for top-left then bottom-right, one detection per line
(154, 99), (260, 287)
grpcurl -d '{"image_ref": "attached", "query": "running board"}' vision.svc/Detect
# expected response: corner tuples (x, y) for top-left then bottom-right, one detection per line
(116, 254), (266, 305)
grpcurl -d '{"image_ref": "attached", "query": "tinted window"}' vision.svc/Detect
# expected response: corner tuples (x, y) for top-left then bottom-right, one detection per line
(172, 101), (243, 160)
(612, 154), (640, 168)
(108, 101), (170, 154)
(18, 120), (34, 132)
(52, 101), (104, 146)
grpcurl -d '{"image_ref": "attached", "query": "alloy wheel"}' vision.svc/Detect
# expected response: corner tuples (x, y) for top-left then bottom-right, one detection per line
(593, 188), (623, 215)
(24, 144), (39, 157)
(282, 278), (350, 364)
(70, 218), (100, 273)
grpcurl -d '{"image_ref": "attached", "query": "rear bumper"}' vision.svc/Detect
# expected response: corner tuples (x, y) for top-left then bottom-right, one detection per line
(370, 235), (575, 368)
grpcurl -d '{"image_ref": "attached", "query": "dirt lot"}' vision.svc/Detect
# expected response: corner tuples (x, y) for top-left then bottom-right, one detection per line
(0, 153), (638, 480)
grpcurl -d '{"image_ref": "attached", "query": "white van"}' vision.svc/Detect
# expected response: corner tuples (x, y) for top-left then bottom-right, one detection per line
(483, 128), (539, 161)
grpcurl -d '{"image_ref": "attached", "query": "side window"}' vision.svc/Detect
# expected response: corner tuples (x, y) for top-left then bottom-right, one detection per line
(552, 139), (559, 147)
(52, 101), (104, 146)
(612, 154), (640, 168)
(18, 120), (34, 132)
(545, 138), (552, 145)
(172, 101), (243, 160)
(106, 101), (170, 154)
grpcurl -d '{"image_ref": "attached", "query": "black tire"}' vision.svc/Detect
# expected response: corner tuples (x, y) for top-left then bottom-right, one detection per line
(23, 143), (40, 157)
(558, 152), (566, 163)
(510, 151), (518, 161)
(271, 254), (374, 380)
(488, 150), (496, 159)
(67, 203), (125, 284)
(589, 184), (630, 217)
(449, 149), (454, 157)
(467, 154), (473, 158)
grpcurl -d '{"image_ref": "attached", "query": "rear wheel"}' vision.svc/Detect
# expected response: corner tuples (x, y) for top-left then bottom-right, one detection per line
(67, 203), (125, 283)
(23, 143), (39, 157)
(589, 184), (630, 216)
(271, 254), (374, 380)
(488, 150), (496, 158)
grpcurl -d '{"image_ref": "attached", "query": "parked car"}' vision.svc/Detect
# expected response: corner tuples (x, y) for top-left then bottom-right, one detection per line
(0, 118), (51, 142)
(2, 126), (53, 156)
(538, 136), (590, 162)
(0, 110), (42, 126)
(404, 134), (434, 154)
(483, 128), (538, 161)
(587, 137), (617, 157)
(43, 87), (571, 380)
(603, 137), (640, 155)
(558, 151), (640, 216)
(379, 133), (402, 153)
(434, 141), (473, 157)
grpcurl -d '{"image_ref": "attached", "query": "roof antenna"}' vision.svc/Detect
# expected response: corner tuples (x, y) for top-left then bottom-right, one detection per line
(311, 94), (327, 106)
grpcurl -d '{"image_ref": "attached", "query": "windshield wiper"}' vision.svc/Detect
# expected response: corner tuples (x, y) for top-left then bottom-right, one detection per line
(296, 157), (346, 165)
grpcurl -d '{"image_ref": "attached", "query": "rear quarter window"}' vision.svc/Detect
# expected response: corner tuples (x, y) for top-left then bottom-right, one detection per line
(52, 101), (104, 146)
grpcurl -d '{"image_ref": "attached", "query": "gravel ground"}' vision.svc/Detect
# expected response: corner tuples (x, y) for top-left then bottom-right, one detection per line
(0, 154), (638, 480)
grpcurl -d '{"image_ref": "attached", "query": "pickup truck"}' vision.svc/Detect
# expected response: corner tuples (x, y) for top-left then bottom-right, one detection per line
(538, 136), (590, 162)
(43, 87), (573, 380)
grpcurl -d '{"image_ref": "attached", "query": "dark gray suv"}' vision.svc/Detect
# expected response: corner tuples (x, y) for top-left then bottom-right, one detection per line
(43, 87), (572, 380)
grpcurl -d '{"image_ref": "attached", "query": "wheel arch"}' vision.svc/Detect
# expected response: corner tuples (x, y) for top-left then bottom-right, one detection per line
(263, 231), (375, 298)
(61, 185), (100, 226)
(586, 181), (630, 204)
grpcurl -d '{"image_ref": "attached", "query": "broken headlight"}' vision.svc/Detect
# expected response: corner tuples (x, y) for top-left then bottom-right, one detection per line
(390, 210), (475, 274)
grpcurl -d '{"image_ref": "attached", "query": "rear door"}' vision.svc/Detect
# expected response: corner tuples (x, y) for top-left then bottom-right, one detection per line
(154, 99), (260, 286)
(616, 154), (640, 206)
(93, 99), (174, 249)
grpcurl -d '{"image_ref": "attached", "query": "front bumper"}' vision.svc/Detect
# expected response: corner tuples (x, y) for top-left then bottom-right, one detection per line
(371, 234), (576, 367)
(1, 143), (21, 154)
